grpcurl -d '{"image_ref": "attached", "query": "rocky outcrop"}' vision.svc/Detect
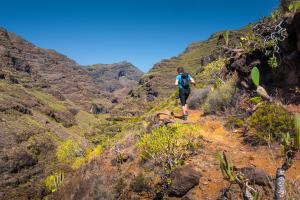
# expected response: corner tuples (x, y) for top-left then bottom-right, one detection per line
(238, 167), (273, 187)
(84, 61), (143, 99)
(168, 164), (201, 197)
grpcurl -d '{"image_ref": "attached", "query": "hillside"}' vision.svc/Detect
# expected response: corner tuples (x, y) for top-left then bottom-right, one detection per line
(0, 27), (142, 199)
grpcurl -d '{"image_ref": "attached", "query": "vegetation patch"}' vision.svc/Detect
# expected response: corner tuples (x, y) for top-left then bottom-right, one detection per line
(226, 116), (244, 130)
(56, 138), (83, 163)
(195, 59), (226, 87)
(247, 103), (294, 143)
(130, 173), (151, 193)
(26, 89), (67, 112)
(44, 171), (64, 193)
(203, 74), (238, 113)
(137, 123), (202, 195)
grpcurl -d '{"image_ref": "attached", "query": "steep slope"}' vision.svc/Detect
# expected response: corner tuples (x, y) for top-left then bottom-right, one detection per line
(0, 27), (116, 111)
(83, 61), (143, 101)
(0, 27), (142, 199)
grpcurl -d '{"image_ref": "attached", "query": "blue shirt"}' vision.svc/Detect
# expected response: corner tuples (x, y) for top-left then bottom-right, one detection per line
(176, 73), (192, 89)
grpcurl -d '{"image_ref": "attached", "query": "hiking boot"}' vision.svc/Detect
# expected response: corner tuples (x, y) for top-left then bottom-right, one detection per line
(182, 115), (188, 121)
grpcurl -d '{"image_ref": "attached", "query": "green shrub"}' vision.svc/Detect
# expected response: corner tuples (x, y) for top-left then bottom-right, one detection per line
(137, 124), (202, 196)
(240, 34), (267, 53)
(249, 96), (262, 104)
(137, 125), (187, 169)
(268, 55), (278, 69)
(226, 116), (244, 129)
(71, 157), (86, 170)
(188, 87), (210, 110)
(288, 1), (300, 12)
(56, 139), (82, 163)
(203, 75), (238, 113)
(44, 171), (64, 193)
(196, 59), (226, 86)
(248, 103), (294, 142)
(137, 124), (201, 169)
(130, 173), (151, 193)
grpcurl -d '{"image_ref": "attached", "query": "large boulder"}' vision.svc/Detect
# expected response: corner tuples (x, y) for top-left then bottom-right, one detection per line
(168, 164), (201, 197)
(238, 167), (273, 187)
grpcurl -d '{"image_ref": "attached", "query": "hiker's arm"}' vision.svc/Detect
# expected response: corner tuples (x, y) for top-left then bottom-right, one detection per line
(190, 77), (196, 85)
(175, 79), (179, 86)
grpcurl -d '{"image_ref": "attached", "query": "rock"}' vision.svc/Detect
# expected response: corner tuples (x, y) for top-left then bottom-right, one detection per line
(8, 151), (37, 173)
(238, 167), (273, 187)
(90, 104), (107, 114)
(182, 192), (198, 200)
(49, 90), (66, 101)
(196, 66), (204, 74)
(46, 109), (76, 128)
(168, 164), (201, 197)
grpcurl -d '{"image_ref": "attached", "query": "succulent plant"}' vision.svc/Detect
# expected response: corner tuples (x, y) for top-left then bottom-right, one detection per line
(251, 66), (260, 87)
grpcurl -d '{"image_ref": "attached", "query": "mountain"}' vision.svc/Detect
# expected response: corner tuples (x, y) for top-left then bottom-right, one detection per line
(83, 61), (143, 102)
(0, 27), (142, 199)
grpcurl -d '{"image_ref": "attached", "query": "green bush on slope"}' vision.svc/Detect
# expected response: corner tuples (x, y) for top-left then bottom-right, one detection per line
(195, 58), (226, 87)
(248, 103), (294, 142)
(137, 123), (202, 170)
(56, 139), (83, 163)
(44, 171), (64, 193)
(137, 123), (202, 196)
(203, 74), (238, 113)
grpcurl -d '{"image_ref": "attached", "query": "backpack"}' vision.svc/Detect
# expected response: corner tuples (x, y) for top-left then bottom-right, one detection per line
(180, 73), (190, 89)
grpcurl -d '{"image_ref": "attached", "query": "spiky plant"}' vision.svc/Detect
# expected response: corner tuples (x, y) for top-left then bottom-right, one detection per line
(294, 115), (300, 149)
(216, 152), (236, 182)
(223, 30), (230, 46)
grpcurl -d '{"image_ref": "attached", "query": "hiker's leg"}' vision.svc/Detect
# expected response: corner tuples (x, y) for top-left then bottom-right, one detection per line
(179, 89), (185, 116)
(185, 89), (190, 115)
(184, 104), (188, 115)
(182, 105), (186, 115)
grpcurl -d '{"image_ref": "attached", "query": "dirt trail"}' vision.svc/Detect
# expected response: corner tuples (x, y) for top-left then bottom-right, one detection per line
(159, 109), (300, 199)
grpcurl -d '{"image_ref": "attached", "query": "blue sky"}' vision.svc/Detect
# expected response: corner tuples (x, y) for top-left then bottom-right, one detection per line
(0, 0), (278, 72)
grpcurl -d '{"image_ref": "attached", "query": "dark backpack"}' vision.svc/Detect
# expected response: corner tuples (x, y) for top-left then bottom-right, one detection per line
(180, 73), (190, 89)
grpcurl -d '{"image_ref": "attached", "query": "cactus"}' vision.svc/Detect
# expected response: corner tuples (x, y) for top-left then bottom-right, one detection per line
(282, 132), (291, 153)
(294, 115), (300, 149)
(45, 171), (64, 193)
(216, 152), (236, 182)
(223, 30), (230, 46)
(251, 66), (260, 87)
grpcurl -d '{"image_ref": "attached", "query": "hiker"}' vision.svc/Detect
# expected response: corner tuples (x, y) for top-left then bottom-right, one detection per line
(175, 67), (195, 120)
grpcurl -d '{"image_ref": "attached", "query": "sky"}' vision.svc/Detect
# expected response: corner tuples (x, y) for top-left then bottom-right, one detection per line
(0, 0), (279, 72)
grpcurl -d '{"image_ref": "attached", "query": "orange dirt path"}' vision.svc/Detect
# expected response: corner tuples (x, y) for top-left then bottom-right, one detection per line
(159, 109), (300, 199)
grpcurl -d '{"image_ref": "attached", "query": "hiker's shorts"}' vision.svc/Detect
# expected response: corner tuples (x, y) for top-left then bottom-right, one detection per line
(179, 88), (190, 106)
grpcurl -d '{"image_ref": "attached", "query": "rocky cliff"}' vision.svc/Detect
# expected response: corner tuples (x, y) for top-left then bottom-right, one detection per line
(83, 61), (143, 101)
